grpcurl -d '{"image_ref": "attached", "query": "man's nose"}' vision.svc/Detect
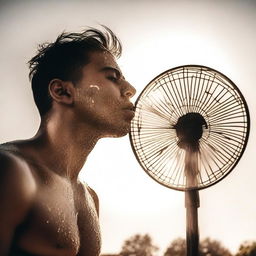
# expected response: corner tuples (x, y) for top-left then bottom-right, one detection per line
(122, 81), (136, 98)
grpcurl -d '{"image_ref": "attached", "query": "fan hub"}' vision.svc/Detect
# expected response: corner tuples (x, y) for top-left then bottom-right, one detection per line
(174, 112), (207, 151)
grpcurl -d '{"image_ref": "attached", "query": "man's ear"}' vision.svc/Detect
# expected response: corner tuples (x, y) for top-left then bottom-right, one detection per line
(48, 79), (74, 105)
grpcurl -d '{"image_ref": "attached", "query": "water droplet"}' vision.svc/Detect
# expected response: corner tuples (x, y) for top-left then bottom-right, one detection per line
(46, 220), (49, 224)
(89, 84), (100, 90)
(57, 227), (60, 233)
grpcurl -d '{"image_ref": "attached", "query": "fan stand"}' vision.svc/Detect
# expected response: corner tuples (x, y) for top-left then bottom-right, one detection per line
(175, 112), (207, 256)
(185, 188), (200, 256)
(129, 65), (250, 256)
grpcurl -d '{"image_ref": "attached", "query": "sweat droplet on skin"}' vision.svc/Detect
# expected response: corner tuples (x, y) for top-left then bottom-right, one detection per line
(89, 85), (100, 90)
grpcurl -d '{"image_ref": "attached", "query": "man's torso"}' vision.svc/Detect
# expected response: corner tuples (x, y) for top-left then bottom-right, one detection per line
(1, 144), (101, 256)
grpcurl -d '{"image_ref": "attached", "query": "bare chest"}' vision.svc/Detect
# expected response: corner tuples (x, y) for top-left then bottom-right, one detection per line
(16, 178), (101, 256)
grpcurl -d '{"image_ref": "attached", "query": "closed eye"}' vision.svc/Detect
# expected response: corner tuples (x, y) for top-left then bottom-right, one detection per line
(101, 66), (123, 83)
(107, 76), (119, 83)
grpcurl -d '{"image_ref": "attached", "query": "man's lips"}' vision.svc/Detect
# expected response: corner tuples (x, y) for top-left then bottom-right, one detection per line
(123, 103), (135, 112)
(122, 104), (135, 118)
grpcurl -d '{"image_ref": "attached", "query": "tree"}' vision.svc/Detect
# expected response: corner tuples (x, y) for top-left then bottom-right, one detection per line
(200, 238), (232, 256)
(235, 241), (256, 256)
(120, 234), (158, 256)
(164, 238), (186, 256)
(164, 237), (232, 256)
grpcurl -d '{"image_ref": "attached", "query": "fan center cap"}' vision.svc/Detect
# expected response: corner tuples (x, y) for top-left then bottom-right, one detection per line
(174, 112), (208, 151)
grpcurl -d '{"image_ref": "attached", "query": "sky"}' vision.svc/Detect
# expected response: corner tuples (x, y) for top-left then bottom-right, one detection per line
(0, 0), (255, 255)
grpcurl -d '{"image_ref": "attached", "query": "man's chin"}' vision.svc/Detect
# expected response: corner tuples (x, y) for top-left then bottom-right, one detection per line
(102, 125), (130, 138)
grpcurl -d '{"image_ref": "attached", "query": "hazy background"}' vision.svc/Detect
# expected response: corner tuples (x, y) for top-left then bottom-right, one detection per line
(0, 0), (255, 254)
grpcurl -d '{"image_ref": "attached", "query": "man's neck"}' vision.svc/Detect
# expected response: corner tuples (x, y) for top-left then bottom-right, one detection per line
(29, 112), (100, 181)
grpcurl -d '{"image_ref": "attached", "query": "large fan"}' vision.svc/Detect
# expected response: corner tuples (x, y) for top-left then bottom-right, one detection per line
(129, 65), (250, 256)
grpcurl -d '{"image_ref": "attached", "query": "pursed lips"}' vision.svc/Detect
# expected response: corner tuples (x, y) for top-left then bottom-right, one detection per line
(122, 103), (135, 118)
(123, 103), (135, 112)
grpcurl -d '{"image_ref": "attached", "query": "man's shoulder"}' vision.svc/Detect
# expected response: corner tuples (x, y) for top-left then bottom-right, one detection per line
(87, 185), (99, 203)
(0, 144), (37, 232)
(79, 182), (99, 215)
(0, 144), (37, 199)
(80, 182), (98, 200)
(0, 143), (31, 173)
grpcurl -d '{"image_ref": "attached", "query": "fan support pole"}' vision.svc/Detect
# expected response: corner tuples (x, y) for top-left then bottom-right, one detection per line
(185, 150), (200, 256)
(185, 190), (200, 256)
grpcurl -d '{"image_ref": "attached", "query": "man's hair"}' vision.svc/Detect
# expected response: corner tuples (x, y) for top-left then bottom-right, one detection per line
(28, 26), (122, 117)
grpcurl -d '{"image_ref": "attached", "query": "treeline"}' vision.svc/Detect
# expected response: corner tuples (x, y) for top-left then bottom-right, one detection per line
(102, 234), (256, 256)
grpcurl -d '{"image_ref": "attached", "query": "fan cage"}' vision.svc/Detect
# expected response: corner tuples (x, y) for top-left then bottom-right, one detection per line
(129, 65), (250, 191)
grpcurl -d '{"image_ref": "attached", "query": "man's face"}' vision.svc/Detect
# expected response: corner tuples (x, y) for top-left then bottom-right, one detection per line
(73, 50), (136, 137)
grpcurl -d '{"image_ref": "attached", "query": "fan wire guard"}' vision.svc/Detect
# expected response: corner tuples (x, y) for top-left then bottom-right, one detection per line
(129, 65), (250, 191)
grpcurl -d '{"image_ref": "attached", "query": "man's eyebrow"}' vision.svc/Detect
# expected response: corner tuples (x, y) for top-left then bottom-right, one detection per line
(100, 66), (123, 78)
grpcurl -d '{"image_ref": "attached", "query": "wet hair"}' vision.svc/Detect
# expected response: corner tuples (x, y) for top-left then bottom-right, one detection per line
(28, 26), (122, 117)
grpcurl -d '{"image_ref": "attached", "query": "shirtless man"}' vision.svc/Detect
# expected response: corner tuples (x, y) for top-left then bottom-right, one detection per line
(0, 27), (136, 256)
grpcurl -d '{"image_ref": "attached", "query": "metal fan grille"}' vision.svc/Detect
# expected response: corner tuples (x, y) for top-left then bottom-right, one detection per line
(130, 65), (250, 191)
